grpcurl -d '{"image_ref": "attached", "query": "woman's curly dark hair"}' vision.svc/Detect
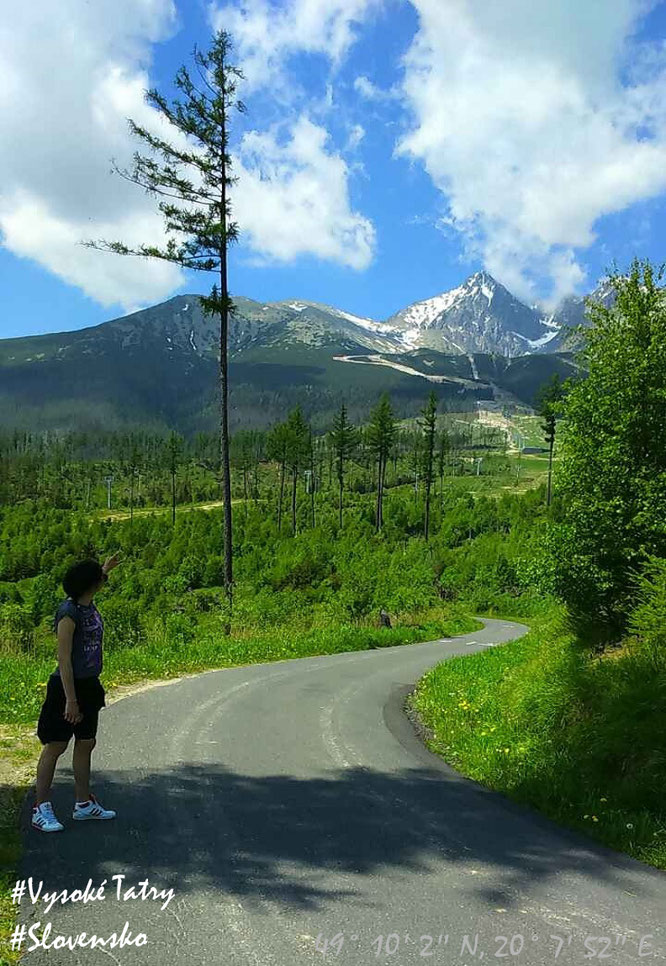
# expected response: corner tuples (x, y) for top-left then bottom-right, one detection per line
(63, 559), (106, 600)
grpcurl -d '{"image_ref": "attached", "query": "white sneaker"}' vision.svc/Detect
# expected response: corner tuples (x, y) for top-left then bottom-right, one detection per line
(73, 793), (116, 821)
(32, 802), (64, 833)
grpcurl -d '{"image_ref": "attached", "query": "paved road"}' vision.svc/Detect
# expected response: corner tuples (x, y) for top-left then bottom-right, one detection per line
(19, 619), (665, 964)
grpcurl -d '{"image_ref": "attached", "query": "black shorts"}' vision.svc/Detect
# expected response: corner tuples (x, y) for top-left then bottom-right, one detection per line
(37, 673), (106, 745)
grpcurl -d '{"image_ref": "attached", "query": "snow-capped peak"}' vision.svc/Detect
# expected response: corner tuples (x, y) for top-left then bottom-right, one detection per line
(461, 271), (501, 303)
(465, 270), (497, 287)
(394, 272), (500, 334)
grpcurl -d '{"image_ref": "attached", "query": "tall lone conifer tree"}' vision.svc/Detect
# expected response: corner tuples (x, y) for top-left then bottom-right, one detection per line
(84, 30), (244, 610)
(166, 432), (183, 525)
(285, 406), (310, 535)
(537, 373), (564, 507)
(368, 394), (396, 532)
(419, 391), (438, 541)
(329, 403), (357, 528)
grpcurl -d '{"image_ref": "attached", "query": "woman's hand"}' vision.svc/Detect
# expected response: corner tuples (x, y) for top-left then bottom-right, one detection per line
(102, 552), (122, 575)
(64, 699), (83, 724)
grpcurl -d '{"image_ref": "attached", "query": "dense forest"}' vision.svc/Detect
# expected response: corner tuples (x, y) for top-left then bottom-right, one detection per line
(0, 392), (531, 723)
(0, 411), (509, 514)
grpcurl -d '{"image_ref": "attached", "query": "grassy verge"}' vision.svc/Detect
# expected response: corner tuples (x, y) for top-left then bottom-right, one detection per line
(408, 604), (666, 869)
(0, 605), (479, 963)
(0, 726), (39, 966)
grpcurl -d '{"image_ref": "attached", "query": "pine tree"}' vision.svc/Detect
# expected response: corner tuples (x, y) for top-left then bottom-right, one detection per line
(419, 391), (438, 540)
(266, 423), (287, 532)
(408, 430), (423, 501)
(285, 407), (310, 535)
(437, 424), (450, 503)
(367, 394), (396, 532)
(231, 430), (259, 516)
(84, 30), (244, 609)
(126, 437), (142, 526)
(536, 373), (564, 507)
(166, 432), (183, 525)
(308, 428), (316, 529)
(329, 403), (357, 528)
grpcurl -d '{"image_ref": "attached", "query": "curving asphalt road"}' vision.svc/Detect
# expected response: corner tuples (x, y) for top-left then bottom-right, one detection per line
(19, 619), (665, 965)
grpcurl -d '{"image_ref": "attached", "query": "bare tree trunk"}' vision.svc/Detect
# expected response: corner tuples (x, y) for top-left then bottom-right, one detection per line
(291, 467), (298, 534)
(219, 94), (233, 613)
(376, 454), (383, 532)
(310, 474), (316, 529)
(278, 460), (285, 532)
(547, 437), (554, 506)
(171, 470), (176, 525)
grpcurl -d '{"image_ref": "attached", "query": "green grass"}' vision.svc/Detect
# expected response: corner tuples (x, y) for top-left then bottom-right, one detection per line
(0, 606), (478, 726)
(408, 605), (666, 868)
(511, 414), (548, 448)
(0, 725), (40, 966)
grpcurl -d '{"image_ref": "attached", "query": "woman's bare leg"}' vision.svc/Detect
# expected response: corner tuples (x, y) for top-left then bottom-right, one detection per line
(35, 742), (69, 804)
(73, 737), (96, 802)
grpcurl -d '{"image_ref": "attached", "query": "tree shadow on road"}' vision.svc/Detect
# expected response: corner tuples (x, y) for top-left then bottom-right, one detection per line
(19, 760), (663, 915)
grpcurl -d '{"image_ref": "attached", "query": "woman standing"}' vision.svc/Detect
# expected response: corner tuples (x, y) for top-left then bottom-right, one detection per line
(32, 554), (121, 832)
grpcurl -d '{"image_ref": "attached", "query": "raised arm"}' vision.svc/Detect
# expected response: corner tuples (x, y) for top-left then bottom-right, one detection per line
(57, 616), (82, 724)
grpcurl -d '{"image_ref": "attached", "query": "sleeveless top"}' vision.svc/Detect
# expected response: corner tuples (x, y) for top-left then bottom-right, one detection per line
(53, 598), (104, 679)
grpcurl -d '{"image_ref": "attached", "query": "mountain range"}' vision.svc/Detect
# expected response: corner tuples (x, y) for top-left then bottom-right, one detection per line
(0, 272), (606, 433)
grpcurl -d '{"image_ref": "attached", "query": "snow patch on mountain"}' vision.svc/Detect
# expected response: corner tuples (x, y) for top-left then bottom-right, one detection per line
(330, 306), (400, 337)
(527, 328), (560, 349)
(334, 354), (453, 383)
(399, 285), (468, 330)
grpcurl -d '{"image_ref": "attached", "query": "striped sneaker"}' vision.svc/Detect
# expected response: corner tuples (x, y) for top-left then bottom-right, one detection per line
(32, 801), (64, 832)
(73, 793), (116, 821)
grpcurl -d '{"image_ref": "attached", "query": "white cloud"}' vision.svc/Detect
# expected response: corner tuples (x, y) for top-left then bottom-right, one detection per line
(397, 0), (666, 304)
(210, 0), (381, 93)
(0, 0), (378, 316)
(0, 0), (188, 313)
(231, 115), (375, 269)
(346, 123), (366, 150)
(210, 0), (377, 272)
(353, 74), (395, 101)
(1, 193), (182, 310)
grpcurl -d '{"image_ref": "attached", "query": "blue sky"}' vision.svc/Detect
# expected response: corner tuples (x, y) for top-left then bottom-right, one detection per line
(2, 0), (666, 339)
